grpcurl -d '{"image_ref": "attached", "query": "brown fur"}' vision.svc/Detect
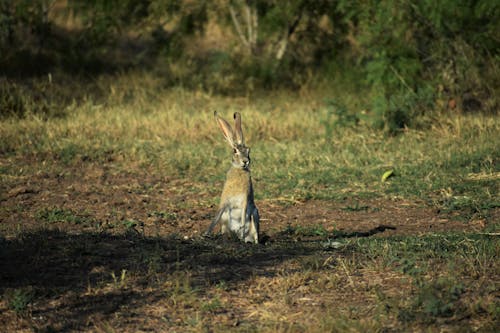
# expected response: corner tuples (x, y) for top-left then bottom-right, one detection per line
(220, 168), (252, 202)
(205, 111), (260, 243)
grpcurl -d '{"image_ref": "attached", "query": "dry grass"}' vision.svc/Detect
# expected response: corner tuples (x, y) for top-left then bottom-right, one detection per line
(1, 73), (499, 332)
(1, 81), (498, 216)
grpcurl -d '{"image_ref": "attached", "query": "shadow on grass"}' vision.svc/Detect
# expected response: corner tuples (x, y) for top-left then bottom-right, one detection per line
(0, 223), (397, 330)
(0, 228), (326, 330)
(0, 229), (320, 289)
(273, 224), (396, 242)
(334, 225), (397, 238)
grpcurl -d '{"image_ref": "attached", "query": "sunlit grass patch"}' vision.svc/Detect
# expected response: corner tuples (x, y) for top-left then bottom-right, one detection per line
(1, 84), (499, 217)
(2, 63), (499, 333)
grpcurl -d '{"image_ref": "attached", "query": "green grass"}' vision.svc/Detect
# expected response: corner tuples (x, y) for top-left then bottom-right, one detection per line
(3, 81), (498, 216)
(34, 207), (102, 230)
(354, 233), (499, 329)
(1, 73), (499, 331)
(4, 287), (35, 317)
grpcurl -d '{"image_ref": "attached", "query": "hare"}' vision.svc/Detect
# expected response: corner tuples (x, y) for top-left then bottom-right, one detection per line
(205, 111), (259, 244)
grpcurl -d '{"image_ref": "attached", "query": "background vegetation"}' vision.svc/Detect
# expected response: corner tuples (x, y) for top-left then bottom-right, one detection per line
(1, 0), (499, 129)
(1, 1), (499, 332)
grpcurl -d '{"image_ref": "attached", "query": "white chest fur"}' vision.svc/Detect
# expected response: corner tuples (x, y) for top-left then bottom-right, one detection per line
(221, 194), (247, 232)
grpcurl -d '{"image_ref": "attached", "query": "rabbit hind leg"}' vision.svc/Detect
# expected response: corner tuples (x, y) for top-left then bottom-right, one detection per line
(205, 205), (228, 236)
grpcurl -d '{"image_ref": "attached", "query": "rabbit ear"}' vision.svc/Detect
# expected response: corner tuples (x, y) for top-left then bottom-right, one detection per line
(233, 112), (244, 144)
(214, 111), (235, 146)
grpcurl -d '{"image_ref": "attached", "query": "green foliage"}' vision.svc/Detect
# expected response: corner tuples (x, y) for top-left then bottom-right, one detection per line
(122, 219), (139, 231)
(0, 80), (32, 118)
(370, 86), (435, 133)
(351, 232), (498, 326)
(0, 76), (84, 119)
(356, 233), (499, 269)
(414, 278), (465, 318)
(58, 143), (81, 165)
(69, 0), (150, 42)
(36, 207), (96, 226)
(1, 0), (498, 129)
(201, 297), (223, 313)
(36, 207), (76, 223)
(4, 287), (35, 316)
(0, 0), (51, 51)
(396, 275), (467, 323)
(282, 223), (330, 238)
(148, 211), (178, 222)
(337, 0), (499, 131)
(322, 99), (359, 135)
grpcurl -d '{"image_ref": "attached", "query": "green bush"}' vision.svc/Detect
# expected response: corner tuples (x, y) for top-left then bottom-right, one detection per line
(331, 0), (499, 132)
(1, 0), (498, 128)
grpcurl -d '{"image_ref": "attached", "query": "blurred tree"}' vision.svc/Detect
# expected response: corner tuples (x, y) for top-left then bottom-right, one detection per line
(1, 0), (498, 126)
(221, 0), (346, 63)
(65, 0), (345, 65)
(337, 0), (499, 132)
(0, 0), (53, 53)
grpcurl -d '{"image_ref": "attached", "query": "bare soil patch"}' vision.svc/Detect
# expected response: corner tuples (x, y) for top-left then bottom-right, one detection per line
(1, 163), (491, 238)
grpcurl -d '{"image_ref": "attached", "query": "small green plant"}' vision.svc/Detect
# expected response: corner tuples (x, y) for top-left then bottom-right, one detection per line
(322, 99), (359, 137)
(123, 219), (137, 228)
(282, 223), (329, 238)
(398, 278), (466, 324)
(201, 297), (223, 313)
(122, 219), (138, 229)
(5, 287), (35, 316)
(418, 279), (465, 317)
(148, 211), (178, 221)
(394, 257), (425, 277)
(215, 280), (228, 291)
(36, 207), (90, 225)
(58, 143), (81, 165)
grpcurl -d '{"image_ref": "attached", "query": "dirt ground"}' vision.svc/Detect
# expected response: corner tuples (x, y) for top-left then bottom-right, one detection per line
(0, 163), (497, 332)
(1, 163), (493, 238)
